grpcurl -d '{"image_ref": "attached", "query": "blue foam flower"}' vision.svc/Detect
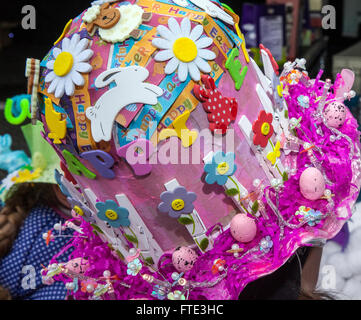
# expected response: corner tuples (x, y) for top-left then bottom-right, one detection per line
(204, 151), (237, 186)
(297, 95), (310, 109)
(96, 200), (130, 228)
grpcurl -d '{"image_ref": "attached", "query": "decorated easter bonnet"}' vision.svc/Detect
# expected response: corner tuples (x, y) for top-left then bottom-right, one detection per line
(0, 94), (61, 203)
(29, 0), (361, 300)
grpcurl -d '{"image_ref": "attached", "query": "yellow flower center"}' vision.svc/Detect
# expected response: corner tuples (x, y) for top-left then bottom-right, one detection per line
(217, 162), (229, 175)
(73, 206), (84, 216)
(171, 199), (185, 211)
(261, 122), (270, 136)
(105, 209), (118, 221)
(53, 52), (74, 77)
(173, 37), (198, 63)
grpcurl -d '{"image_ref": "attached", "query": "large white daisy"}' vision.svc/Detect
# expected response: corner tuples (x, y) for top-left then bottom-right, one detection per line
(45, 33), (93, 98)
(152, 17), (216, 82)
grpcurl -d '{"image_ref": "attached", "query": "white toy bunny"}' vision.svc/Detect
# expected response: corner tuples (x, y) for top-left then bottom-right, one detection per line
(86, 66), (163, 143)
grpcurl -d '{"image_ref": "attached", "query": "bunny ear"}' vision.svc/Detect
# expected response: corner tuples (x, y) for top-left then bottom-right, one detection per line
(0, 134), (12, 148)
(95, 68), (122, 88)
(335, 69), (355, 99)
(5, 134), (12, 148)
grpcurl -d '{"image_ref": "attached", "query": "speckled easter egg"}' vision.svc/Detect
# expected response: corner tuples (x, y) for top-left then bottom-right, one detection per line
(172, 246), (198, 273)
(230, 214), (257, 243)
(299, 167), (325, 201)
(324, 101), (347, 128)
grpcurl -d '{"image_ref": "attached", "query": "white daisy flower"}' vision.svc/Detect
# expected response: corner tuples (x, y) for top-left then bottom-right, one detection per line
(152, 17), (216, 82)
(45, 33), (94, 98)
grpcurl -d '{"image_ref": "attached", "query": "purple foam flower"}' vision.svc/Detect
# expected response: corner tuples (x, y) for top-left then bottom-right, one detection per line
(67, 197), (95, 223)
(158, 186), (197, 218)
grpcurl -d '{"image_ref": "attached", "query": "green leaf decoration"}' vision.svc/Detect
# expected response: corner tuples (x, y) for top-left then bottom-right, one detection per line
(284, 110), (289, 119)
(225, 188), (240, 196)
(107, 243), (114, 250)
(282, 172), (289, 182)
(178, 217), (193, 225)
(251, 201), (259, 214)
(199, 238), (209, 251)
(91, 224), (104, 235)
(124, 234), (138, 244)
(145, 257), (154, 266)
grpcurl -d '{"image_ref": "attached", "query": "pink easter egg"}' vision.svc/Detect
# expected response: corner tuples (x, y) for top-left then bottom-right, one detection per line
(172, 246), (198, 273)
(324, 101), (347, 128)
(230, 214), (257, 243)
(299, 167), (325, 201)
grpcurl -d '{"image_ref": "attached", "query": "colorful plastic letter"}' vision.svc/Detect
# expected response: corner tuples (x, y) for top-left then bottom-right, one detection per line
(225, 48), (248, 91)
(62, 149), (96, 179)
(81, 150), (115, 179)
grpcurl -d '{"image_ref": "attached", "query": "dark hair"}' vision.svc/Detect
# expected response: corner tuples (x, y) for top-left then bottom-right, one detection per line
(0, 183), (61, 299)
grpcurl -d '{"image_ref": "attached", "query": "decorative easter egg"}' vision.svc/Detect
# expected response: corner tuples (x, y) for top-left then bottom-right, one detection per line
(324, 101), (347, 128)
(299, 167), (326, 201)
(172, 247), (198, 273)
(230, 214), (257, 243)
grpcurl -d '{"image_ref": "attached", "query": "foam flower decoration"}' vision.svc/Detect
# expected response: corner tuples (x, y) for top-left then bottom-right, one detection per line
(259, 236), (273, 253)
(45, 33), (93, 98)
(151, 285), (167, 300)
(96, 200), (130, 228)
(307, 209), (323, 227)
(158, 186), (197, 218)
(204, 151), (237, 186)
(167, 290), (186, 300)
(11, 168), (41, 183)
(127, 258), (142, 276)
(295, 206), (310, 223)
(67, 197), (95, 223)
(152, 17), (216, 82)
(297, 95), (310, 109)
(266, 141), (281, 166)
(296, 206), (323, 226)
(252, 111), (274, 148)
(0, 170), (19, 192)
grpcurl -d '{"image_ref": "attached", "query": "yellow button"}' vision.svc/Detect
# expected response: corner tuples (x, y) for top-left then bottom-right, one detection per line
(54, 52), (74, 77)
(105, 209), (118, 221)
(217, 162), (229, 175)
(261, 122), (270, 136)
(171, 199), (185, 211)
(277, 84), (283, 97)
(173, 37), (198, 63)
(73, 205), (84, 216)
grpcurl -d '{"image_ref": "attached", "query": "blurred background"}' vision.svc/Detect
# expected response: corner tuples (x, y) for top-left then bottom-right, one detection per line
(1, 0), (361, 299)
